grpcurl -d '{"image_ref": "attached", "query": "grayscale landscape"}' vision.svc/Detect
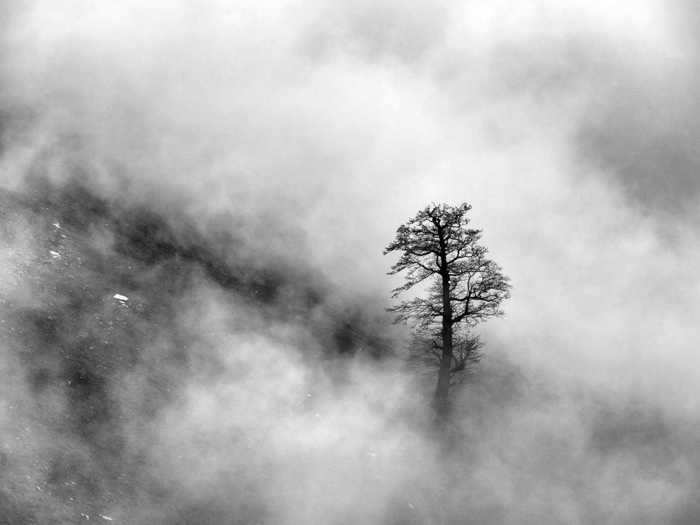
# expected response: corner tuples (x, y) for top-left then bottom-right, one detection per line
(1, 2), (699, 524)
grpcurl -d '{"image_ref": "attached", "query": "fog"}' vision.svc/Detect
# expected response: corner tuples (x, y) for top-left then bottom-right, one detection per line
(2, 1), (700, 523)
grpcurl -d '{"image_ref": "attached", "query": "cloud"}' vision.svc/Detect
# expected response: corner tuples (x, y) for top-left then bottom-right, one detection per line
(2, 1), (700, 523)
(570, 2), (700, 215)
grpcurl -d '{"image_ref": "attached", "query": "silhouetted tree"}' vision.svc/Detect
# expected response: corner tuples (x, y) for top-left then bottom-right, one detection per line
(385, 203), (510, 421)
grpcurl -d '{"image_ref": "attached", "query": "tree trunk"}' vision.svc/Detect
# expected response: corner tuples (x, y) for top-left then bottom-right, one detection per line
(434, 267), (452, 423)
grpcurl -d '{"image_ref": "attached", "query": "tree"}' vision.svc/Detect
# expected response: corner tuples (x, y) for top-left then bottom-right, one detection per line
(384, 203), (510, 421)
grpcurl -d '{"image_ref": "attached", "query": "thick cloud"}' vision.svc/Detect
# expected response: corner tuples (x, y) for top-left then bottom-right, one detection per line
(2, 1), (700, 523)
(572, 2), (700, 215)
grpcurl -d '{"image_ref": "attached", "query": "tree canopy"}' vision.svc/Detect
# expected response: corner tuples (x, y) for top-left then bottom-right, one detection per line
(385, 203), (510, 420)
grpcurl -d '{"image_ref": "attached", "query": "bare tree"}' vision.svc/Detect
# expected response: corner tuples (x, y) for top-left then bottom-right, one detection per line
(384, 203), (510, 421)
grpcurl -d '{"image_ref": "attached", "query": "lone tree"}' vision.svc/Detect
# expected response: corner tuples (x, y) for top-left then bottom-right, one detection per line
(385, 203), (510, 421)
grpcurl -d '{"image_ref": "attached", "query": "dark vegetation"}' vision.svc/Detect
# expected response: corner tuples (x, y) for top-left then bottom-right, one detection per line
(0, 175), (392, 524)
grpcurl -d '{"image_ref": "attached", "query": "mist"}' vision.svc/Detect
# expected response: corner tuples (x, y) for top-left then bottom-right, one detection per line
(2, 1), (700, 524)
